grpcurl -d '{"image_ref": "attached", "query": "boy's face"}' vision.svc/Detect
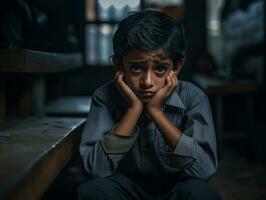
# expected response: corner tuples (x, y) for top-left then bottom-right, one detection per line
(120, 49), (182, 103)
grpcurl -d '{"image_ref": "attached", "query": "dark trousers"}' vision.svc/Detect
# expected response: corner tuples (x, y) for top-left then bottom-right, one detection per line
(78, 172), (222, 200)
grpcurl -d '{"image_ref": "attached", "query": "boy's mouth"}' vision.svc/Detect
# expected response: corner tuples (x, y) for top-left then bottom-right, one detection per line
(139, 91), (155, 98)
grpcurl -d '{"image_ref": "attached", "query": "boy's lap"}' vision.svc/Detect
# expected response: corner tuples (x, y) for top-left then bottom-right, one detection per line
(78, 172), (221, 200)
(77, 174), (148, 200)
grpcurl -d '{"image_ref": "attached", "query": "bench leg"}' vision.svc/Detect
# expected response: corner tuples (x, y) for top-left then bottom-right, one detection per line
(19, 78), (33, 117)
(0, 79), (6, 129)
(32, 75), (46, 117)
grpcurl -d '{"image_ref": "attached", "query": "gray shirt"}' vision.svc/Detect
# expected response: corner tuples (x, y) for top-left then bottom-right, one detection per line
(80, 80), (218, 181)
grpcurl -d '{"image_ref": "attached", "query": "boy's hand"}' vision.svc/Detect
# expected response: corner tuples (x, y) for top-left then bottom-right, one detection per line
(115, 70), (143, 110)
(146, 70), (178, 113)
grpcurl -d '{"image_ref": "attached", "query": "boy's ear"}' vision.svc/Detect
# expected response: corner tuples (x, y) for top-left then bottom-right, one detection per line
(173, 60), (184, 75)
(111, 55), (122, 72)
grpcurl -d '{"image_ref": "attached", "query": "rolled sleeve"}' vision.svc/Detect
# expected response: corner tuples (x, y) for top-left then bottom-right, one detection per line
(174, 133), (197, 157)
(101, 125), (140, 153)
(161, 134), (195, 170)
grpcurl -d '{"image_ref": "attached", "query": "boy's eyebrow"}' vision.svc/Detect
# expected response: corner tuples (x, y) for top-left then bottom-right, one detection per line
(127, 60), (147, 64)
(127, 59), (171, 65)
(154, 60), (171, 65)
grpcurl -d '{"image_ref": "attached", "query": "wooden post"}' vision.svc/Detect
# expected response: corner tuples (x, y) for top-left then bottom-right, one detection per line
(19, 77), (33, 117)
(0, 78), (6, 129)
(32, 75), (46, 117)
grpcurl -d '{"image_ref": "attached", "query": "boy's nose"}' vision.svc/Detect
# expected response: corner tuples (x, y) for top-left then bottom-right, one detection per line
(141, 71), (153, 88)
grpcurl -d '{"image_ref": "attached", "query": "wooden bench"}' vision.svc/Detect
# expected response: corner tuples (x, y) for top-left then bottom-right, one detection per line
(0, 48), (83, 128)
(45, 96), (92, 117)
(0, 117), (86, 200)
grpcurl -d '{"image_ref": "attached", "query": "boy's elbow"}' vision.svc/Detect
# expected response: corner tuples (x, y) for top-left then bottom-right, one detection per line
(199, 165), (217, 181)
(81, 156), (115, 178)
(186, 162), (217, 181)
(80, 145), (117, 178)
(197, 154), (218, 180)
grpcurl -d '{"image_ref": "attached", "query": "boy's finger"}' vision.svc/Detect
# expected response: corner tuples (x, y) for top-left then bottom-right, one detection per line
(166, 72), (177, 96)
(171, 71), (177, 86)
(166, 75), (173, 89)
(171, 71), (175, 84)
(117, 73), (124, 84)
(115, 71), (120, 80)
(115, 69), (123, 78)
(116, 71), (124, 80)
(172, 74), (177, 87)
(117, 73), (129, 92)
(169, 75), (176, 91)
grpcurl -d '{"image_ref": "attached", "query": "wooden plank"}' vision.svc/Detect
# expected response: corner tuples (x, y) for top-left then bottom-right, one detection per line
(0, 49), (83, 73)
(0, 117), (86, 200)
(46, 96), (91, 117)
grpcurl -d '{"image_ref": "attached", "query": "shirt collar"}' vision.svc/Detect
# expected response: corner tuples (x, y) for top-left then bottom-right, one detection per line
(165, 84), (186, 110)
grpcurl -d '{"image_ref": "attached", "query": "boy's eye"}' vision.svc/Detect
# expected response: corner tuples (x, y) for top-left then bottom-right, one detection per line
(154, 65), (166, 74)
(130, 65), (142, 73)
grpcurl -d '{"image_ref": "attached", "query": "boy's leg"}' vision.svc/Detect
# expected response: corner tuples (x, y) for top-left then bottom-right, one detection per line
(163, 178), (222, 200)
(78, 172), (151, 200)
(78, 178), (128, 200)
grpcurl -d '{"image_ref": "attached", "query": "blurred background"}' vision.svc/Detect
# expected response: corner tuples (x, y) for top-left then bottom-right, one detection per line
(0, 0), (265, 199)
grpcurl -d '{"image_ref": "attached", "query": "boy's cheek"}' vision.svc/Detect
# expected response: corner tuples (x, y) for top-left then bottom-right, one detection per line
(124, 74), (134, 87)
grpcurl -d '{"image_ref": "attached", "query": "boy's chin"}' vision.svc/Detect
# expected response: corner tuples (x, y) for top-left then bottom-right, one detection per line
(140, 98), (151, 104)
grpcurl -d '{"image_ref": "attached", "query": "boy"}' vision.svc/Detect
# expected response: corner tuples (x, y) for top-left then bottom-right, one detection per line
(78, 10), (221, 200)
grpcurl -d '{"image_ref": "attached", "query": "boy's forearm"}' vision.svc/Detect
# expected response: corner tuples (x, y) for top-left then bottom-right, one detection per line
(148, 108), (182, 149)
(113, 105), (143, 136)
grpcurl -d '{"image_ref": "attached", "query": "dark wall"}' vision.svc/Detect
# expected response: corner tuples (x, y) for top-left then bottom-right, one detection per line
(61, 66), (115, 96)
(0, 0), (85, 52)
(183, 0), (207, 80)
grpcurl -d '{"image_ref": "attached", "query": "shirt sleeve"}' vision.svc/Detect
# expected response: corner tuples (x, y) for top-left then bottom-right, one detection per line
(164, 95), (218, 180)
(79, 87), (139, 178)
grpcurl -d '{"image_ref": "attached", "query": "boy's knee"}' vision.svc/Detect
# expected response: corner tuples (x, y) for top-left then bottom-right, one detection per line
(77, 179), (113, 200)
(78, 180), (97, 199)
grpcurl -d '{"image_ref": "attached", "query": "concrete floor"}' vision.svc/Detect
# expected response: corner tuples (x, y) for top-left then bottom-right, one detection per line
(210, 148), (266, 200)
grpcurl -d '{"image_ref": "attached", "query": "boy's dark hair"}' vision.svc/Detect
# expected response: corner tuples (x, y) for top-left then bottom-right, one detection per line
(113, 10), (187, 66)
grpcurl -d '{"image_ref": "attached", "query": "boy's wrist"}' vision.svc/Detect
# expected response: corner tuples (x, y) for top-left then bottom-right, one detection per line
(129, 103), (143, 114)
(146, 106), (163, 116)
